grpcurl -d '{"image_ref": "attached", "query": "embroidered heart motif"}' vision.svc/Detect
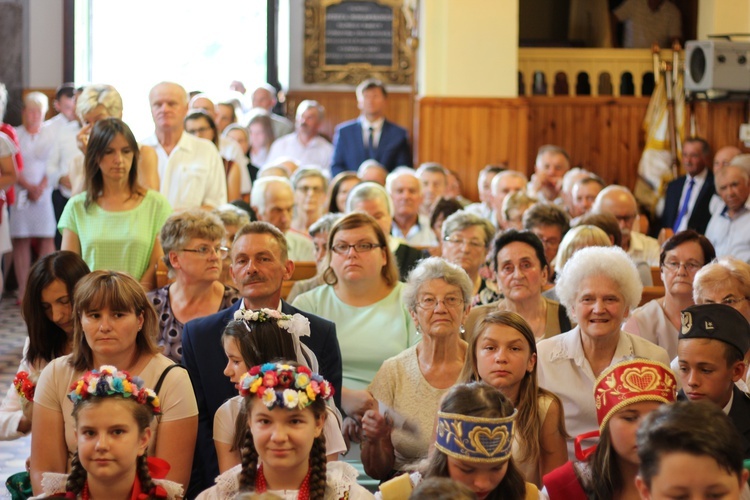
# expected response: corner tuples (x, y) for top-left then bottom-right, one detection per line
(468, 426), (509, 457)
(621, 367), (660, 392)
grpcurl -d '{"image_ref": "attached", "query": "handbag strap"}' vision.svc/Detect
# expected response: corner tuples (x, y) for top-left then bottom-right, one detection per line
(154, 363), (187, 396)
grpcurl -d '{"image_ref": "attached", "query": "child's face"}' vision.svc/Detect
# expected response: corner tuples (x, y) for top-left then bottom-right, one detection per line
(223, 337), (248, 387)
(446, 456), (508, 500)
(608, 401), (662, 466)
(475, 324), (535, 399)
(677, 338), (744, 408)
(75, 399), (150, 485)
(248, 398), (324, 474)
(635, 452), (749, 500)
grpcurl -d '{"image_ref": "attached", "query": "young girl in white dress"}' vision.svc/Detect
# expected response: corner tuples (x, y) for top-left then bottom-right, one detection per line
(199, 362), (373, 500)
(32, 366), (183, 499)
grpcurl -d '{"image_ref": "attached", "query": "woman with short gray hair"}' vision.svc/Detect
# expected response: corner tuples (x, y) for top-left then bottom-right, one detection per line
(440, 210), (496, 305)
(362, 257), (472, 480)
(537, 245), (670, 459)
(147, 209), (240, 362)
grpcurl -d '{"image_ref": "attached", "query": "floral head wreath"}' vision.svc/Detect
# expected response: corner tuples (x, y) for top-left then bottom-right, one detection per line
(233, 308), (311, 339)
(67, 365), (161, 415)
(239, 362), (334, 411)
(575, 358), (676, 460)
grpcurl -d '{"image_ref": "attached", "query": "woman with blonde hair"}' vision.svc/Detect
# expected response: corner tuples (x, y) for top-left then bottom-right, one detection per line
(30, 270), (198, 493)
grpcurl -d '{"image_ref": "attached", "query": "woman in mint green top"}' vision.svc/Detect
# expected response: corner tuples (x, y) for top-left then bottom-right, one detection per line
(292, 213), (416, 424)
(60, 118), (171, 289)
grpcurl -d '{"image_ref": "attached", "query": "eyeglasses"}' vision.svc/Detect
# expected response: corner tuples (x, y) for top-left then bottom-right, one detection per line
(331, 242), (383, 254)
(662, 260), (702, 273)
(443, 237), (485, 249)
(182, 245), (229, 259)
(417, 296), (464, 309)
(703, 296), (748, 306)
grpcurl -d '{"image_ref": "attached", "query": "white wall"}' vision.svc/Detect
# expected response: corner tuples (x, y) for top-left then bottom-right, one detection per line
(26, 0), (63, 87)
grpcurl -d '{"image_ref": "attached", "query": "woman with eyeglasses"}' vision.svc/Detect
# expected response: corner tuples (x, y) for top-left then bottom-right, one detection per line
(60, 118), (171, 290)
(361, 257), (472, 480)
(292, 213), (416, 437)
(464, 229), (571, 342)
(623, 230), (715, 359)
(147, 209), (239, 363)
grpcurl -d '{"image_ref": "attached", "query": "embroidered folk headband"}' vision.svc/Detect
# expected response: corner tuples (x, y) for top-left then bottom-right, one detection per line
(434, 409), (517, 464)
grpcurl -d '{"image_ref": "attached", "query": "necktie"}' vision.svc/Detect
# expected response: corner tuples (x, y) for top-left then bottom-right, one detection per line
(673, 178), (695, 232)
(368, 126), (375, 159)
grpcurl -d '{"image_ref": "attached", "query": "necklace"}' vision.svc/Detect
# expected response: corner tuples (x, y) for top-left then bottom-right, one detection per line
(255, 463), (311, 500)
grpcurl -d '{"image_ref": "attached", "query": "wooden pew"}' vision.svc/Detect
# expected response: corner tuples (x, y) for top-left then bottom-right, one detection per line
(650, 267), (663, 287)
(639, 286), (665, 307)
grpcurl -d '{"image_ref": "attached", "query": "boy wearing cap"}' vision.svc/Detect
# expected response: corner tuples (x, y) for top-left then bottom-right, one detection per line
(677, 303), (750, 457)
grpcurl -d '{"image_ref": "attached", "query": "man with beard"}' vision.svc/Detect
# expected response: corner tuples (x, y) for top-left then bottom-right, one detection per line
(266, 100), (334, 173)
(182, 221), (342, 495)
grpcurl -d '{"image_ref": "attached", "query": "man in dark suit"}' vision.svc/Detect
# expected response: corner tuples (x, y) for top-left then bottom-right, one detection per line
(330, 78), (412, 177)
(661, 137), (715, 235)
(182, 221), (342, 494)
(676, 303), (750, 458)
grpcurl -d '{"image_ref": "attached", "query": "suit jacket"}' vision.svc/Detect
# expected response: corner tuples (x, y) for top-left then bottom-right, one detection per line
(181, 299), (342, 495)
(330, 118), (412, 177)
(394, 243), (429, 281)
(661, 171), (715, 234)
(677, 386), (750, 459)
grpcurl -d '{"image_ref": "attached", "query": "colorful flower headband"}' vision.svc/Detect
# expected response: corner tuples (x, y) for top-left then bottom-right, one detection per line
(233, 308), (311, 339)
(435, 410), (517, 464)
(67, 365), (161, 415)
(239, 362), (334, 411)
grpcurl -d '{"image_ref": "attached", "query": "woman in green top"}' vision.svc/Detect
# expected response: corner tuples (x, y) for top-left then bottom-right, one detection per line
(60, 118), (171, 290)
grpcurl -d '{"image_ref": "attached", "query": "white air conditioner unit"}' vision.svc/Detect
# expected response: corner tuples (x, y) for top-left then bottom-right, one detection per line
(685, 40), (750, 93)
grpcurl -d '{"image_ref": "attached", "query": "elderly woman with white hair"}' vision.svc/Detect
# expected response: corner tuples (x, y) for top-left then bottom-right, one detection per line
(70, 84), (159, 194)
(440, 210), (497, 305)
(11, 92), (57, 300)
(537, 246), (670, 459)
(147, 209), (239, 362)
(361, 257), (472, 480)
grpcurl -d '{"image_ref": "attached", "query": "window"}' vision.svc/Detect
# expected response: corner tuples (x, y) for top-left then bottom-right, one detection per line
(74, 0), (268, 138)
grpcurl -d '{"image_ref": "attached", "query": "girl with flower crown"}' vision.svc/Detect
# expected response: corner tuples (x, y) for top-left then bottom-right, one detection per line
(459, 310), (568, 487)
(198, 362), (373, 500)
(213, 309), (346, 473)
(542, 358), (677, 500)
(31, 366), (183, 499)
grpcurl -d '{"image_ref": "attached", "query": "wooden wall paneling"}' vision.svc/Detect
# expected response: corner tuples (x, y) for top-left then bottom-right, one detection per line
(688, 100), (748, 154)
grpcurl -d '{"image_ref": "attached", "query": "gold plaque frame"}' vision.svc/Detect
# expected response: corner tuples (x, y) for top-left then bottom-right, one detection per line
(304, 0), (414, 85)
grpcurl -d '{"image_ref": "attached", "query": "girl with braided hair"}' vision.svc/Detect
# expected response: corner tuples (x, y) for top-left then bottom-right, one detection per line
(214, 309), (345, 473)
(31, 366), (183, 499)
(198, 362), (372, 499)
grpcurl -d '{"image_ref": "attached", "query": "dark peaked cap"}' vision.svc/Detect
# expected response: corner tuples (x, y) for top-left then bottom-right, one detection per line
(680, 303), (750, 356)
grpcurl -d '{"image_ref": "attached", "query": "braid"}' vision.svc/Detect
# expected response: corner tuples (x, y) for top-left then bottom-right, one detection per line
(136, 453), (157, 497)
(66, 451), (88, 495)
(308, 434), (328, 500)
(238, 427), (259, 492)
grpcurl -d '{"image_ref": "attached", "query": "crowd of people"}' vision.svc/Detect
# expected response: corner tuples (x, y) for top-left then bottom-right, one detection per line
(1, 75), (750, 500)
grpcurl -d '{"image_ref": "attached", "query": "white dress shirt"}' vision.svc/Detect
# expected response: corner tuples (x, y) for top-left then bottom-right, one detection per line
(266, 133), (334, 173)
(142, 132), (227, 210)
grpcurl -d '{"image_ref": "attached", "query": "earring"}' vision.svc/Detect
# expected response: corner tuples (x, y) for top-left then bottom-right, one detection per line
(460, 324), (466, 336)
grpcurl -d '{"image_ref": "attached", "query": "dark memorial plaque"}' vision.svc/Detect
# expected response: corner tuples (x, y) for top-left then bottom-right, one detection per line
(324, 1), (393, 67)
(304, 0), (414, 85)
